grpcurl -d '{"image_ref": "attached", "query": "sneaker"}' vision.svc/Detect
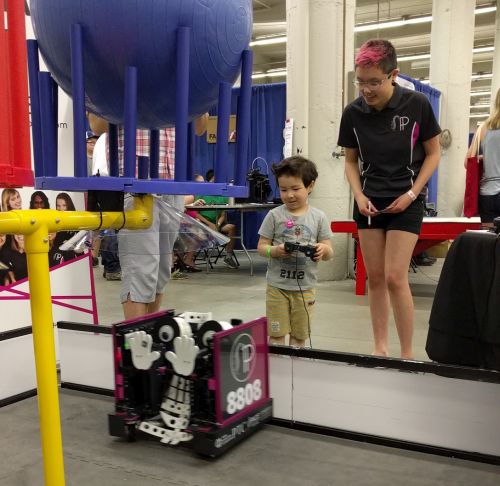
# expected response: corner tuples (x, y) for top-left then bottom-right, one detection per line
(185, 265), (202, 273)
(104, 271), (121, 281)
(223, 254), (239, 269)
(171, 268), (188, 280)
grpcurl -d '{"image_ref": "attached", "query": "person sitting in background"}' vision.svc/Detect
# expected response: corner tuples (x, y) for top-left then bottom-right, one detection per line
(29, 191), (50, 209)
(194, 169), (239, 269)
(174, 173), (205, 274)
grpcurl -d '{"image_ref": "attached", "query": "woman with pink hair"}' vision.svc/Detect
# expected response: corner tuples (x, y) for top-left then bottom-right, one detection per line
(338, 39), (441, 359)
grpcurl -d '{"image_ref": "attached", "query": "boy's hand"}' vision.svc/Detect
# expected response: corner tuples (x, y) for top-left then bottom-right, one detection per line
(273, 243), (289, 258)
(314, 243), (332, 261)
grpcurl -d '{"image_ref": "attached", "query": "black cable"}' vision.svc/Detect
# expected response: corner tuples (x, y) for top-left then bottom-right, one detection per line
(294, 249), (312, 348)
(117, 206), (127, 232)
(93, 200), (103, 231)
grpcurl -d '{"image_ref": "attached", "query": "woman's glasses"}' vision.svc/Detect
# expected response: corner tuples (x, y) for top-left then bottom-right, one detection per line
(353, 73), (392, 90)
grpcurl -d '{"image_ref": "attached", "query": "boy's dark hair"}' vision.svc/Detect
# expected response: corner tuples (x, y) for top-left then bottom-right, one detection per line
(205, 169), (214, 182)
(355, 39), (397, 74)
(272, 156), (318, 187)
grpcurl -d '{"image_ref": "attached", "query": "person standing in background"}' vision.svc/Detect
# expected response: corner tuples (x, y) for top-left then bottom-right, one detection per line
(465, 88), (500, 229)
(88, 113), (208, 319)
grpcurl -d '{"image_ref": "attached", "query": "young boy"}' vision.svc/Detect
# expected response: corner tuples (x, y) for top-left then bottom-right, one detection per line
(257, 156), (333, 347)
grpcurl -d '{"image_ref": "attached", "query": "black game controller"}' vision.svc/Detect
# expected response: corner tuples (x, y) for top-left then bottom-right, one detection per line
(284, 241), (317, 261)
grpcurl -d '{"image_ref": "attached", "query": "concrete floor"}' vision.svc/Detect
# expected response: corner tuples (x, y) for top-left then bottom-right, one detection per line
(1, 389), (499, 486)
(2, 252), (500, 484)
(93, 250), (445, 361)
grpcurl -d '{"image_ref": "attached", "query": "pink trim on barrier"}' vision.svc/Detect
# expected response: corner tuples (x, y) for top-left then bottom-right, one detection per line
(0, 253), (98, 321)
(87, 252), (99, 324)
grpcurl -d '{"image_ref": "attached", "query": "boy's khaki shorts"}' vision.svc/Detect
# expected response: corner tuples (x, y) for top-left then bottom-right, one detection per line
(266, 285), (315, 341)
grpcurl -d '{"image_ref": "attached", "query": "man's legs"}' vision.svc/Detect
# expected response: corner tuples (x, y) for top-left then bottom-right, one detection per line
(120, 196), (183, 320)
(120, 196), (161, 319)
(121, 294), (163, 319)
(101, 230), (121, 280)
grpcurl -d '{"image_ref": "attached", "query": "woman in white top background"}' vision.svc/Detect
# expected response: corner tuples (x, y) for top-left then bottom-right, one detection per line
(466, 88), (500, 228)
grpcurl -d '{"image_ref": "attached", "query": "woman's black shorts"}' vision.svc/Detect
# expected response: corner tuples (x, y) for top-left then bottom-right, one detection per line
(353, 196), (424, 235)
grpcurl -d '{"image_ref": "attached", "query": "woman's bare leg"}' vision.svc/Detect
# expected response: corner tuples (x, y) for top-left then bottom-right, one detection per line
(385, 230), (419, 359)
(358, 229), (390, 356)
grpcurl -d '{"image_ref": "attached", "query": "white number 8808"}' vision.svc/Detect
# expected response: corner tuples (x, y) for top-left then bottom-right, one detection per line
(226, 379), (262, 415)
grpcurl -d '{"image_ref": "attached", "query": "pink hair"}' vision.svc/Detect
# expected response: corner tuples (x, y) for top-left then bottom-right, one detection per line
(356, 44), (386, 67)
(355, 40), (396, 70)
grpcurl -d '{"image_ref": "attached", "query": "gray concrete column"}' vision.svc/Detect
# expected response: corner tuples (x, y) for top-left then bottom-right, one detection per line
(286, 0), (354, 280)
(490, 0), (500, 108)
(429, 0), (476, 216)
(286, 0), (309, 156)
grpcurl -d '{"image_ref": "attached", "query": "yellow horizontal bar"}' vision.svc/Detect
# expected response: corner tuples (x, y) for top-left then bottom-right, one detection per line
(0, 194), (153, 236)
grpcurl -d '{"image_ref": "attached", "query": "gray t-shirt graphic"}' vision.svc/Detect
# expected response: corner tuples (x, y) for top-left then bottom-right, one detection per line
(258, 205), (331, 290)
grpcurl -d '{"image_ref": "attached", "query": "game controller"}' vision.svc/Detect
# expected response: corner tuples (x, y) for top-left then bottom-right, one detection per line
(284, 241), (317, 261)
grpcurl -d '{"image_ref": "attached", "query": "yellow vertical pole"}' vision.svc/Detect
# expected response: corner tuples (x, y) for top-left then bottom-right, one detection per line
(0, 197), (153, 485)
(25, 226), (65, 486)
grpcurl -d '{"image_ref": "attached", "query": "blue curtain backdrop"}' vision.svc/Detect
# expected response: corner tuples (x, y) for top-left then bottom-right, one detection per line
(399, 74), (442, 205)
(193, 83), (286, 249)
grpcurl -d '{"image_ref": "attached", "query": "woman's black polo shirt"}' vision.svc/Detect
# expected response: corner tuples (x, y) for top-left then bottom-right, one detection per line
(337, 84), (441, 198)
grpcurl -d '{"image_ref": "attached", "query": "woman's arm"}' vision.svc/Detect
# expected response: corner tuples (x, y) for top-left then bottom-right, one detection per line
(464, 124), (486, 168)
(344, 148), (376, 215)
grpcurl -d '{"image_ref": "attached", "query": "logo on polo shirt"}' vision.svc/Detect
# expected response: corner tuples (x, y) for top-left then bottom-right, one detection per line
(391, 115), (410, 132)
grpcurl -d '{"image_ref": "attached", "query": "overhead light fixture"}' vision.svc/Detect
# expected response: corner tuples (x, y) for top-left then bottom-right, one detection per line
(252, 70), (287, 79)
(470, 113), (489, 118)
(398, 45), (494, 63)
(475, 6), (497, 15)
(471, 73), (493, 80)
(250, 36), (287, 47)
(470, 91), (491, 97)
(419, 73), (492, 84)
(399, 53), (430, 62)
(354, 15), (431, 32)
(354, 5), (496, 33)
(470, 104), (491, 109)
(473, 46), (495, 53)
